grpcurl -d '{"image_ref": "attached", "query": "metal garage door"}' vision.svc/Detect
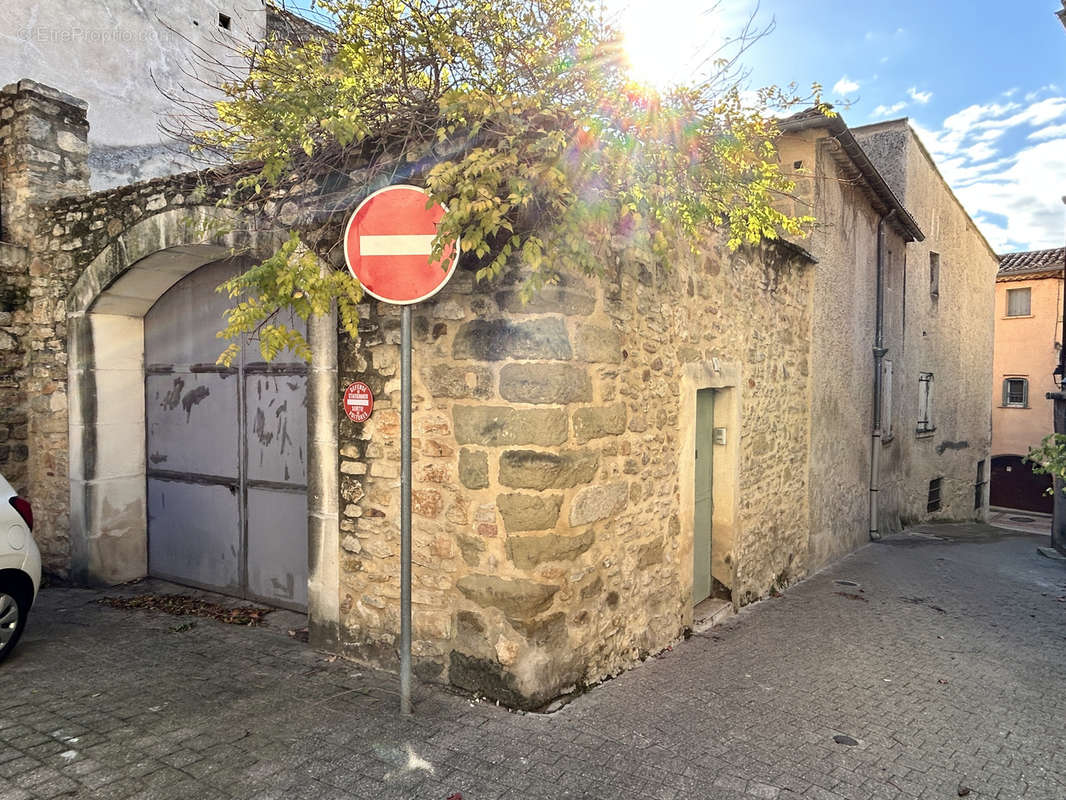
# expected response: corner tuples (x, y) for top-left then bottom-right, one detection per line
(144, 258), (309, 611)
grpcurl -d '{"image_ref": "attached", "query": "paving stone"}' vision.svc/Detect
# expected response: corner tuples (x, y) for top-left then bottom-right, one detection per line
(2, 528), (1064, 799)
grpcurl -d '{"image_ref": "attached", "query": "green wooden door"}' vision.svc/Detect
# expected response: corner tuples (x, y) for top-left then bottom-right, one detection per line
(693, 388), (714, 604)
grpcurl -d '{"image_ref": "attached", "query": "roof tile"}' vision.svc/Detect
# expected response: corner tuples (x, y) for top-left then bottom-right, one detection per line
(998, 247), (1065, 276)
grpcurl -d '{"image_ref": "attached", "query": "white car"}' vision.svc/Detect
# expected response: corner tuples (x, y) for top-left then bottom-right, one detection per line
(0, 474), (39, 662)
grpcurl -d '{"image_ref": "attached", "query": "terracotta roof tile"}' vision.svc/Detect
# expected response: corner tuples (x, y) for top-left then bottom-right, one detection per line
(998, 247), (1065, 275)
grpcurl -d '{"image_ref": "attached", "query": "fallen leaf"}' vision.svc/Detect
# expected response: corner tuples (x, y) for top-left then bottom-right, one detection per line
(97, 594), (272, 626)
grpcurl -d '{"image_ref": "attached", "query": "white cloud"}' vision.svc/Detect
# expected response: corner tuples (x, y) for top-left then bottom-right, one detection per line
(872, 101), (907, 117)
(833, 76), (860, 96)
(1029, 123), (1066, 140)
(955, 138), (1066, 252)
(912, 95), (1066, 251)
(907, 87), (932, 104)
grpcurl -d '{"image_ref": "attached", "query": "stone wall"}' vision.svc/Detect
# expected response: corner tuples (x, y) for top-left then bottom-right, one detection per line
(5, 77), (818, 708)
(0, 80), (90, 565)
(777, 128), (910, 570)
(334, 237), (815, 709)
(854, 121), (998, 524)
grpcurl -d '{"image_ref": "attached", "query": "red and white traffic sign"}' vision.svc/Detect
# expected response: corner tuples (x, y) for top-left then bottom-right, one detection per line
(343, 381), (374, 423)
(343, 185), (459, 305)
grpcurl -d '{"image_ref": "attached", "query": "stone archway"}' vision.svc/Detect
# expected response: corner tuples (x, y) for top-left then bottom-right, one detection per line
(65, 208), (340, 631)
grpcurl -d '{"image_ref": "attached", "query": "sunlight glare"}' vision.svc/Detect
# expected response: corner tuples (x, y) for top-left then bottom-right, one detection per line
(613, 0), (728, 90)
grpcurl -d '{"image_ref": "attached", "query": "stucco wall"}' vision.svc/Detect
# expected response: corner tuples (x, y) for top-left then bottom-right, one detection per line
(2, 0), (267, 190)
(855, 120), (998, 524)
(990, 276), (1062, 457)
(777, 128), (908, 570)
(333, 239), (814, 708)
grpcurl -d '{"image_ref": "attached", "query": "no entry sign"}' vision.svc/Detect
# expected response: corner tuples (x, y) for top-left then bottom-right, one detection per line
(343, 185), (459, 305)
(343, 381), (374, 423)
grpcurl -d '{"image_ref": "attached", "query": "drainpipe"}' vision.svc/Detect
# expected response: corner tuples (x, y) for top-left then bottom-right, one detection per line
(870, 210), (896, 540)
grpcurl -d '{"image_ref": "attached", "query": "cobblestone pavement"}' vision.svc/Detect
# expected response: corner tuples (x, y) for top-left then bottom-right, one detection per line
(3, 524), (1066, 800)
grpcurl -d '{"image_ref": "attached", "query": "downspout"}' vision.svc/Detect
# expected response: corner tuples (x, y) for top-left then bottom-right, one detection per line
(870, 210), (896, 540)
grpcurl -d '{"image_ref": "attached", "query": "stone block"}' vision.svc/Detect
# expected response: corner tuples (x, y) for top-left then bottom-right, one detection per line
(495, 284), (595, 316)
(506, 530), (595, 569)
(569, 482), (628, 526)
(456, 575), (560, 618)
(499, 363), (592, 405)
(452, 318), (571, 361)
(458, 448), (489, 489)
(453, 406), (568, 446)
(498, 449), (599, 490)
(422, 363), (493, 399)
(497, 493), (562, 531)
(636, 538), (664, 568)
(572, 403), (627, 443)
(574, 324), (623, 363)
(412, 488), (443, 518)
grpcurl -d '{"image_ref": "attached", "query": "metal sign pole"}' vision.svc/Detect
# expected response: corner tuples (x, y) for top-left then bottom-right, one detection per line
(400, 304), (413, 715)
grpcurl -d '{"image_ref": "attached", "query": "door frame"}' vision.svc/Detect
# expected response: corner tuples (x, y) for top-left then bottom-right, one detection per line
(679, 360), (740, 620)
(65, 209), (341, 638)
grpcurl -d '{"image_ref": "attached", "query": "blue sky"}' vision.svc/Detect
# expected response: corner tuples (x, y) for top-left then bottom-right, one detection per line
(613, 0), (1066, 254)
(286, 0), (1065, 253)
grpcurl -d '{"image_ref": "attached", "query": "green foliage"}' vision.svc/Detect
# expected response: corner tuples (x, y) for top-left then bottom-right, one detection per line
(1026, 434), (1066, 493)
(215, 233), (363, 365)
(196, 0), (824, 360)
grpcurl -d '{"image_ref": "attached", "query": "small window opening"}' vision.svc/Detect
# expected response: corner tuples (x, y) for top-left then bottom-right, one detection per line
(927, 477), (942, 513)
(974, 461), (986, 511)
(929, 252), (940, 300)
(793, 160), (803, 170)
(1002, 377), (1028, 408)
(1006, 287), (1031, 317)
(917, 372), (934, 435)
(218, 12), (232, 30)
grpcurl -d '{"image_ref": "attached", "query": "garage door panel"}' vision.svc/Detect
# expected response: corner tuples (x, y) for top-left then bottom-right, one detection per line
(146, 371), (239, 478)
(144, 259), (241, 367)
(246, 373), (308, 486)
(147, 478), (241, 592)
(246, 487), (308, 610)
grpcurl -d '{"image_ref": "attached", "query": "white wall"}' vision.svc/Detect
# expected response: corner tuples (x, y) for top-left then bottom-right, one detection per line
(1, 0), (266, 190)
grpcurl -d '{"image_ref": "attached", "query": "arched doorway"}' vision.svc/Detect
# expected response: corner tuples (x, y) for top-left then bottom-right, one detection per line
(66, 207), (340, 627)
(144, 257), (309, 611)
(990, 454), (1053, 513)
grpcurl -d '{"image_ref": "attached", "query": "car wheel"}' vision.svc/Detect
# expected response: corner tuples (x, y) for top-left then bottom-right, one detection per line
(0, 585), (28, 663)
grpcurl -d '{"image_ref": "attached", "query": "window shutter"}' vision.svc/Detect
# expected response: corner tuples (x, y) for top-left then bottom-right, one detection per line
(1007, 288), (1031, 317)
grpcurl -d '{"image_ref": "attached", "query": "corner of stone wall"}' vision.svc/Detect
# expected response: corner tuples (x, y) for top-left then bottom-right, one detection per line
(0, 79), (89, 573)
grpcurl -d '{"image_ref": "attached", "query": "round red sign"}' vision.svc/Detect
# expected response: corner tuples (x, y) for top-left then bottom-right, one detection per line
(343, 381), (374, 423)
(343, 185), (460, 305)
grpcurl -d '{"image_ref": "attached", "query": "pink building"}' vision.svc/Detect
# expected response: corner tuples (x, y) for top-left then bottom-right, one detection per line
(991, 247), (1066, 511)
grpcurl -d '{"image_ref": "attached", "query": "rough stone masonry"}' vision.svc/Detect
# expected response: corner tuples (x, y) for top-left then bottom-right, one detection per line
(1, 76), (817, 709)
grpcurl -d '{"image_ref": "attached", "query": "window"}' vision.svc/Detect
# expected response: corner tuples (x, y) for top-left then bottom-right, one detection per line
(1006, 287), (1031, 317)
(218, 12), (232, 29)
(927, 477), (942, 513)
(917, 372), (934, 435)
(880, 359), (893, 440)
(975, 460), (986, 511)
(1002, 377), (1028, 408)
(929, 252), (940, 300)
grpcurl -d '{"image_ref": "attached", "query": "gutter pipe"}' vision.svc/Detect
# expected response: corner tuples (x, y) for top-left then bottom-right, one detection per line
(870, 210), (896, 540)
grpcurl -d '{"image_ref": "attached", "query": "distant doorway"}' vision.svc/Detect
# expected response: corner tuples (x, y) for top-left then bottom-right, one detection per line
(990, 455), (1052, 514)
(693, 388), (715, 604)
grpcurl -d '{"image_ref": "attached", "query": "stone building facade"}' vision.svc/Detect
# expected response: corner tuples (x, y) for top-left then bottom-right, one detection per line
(1, 77), (818, 708)
(775, 112), (997, 573)
(853, 119), (999, 528)
(0, 76), (997, 707)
